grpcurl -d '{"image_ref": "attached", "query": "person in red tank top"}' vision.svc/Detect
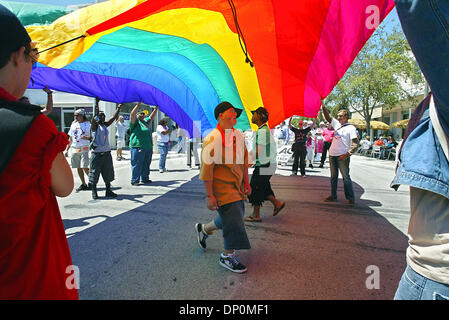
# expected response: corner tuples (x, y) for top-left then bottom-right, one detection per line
(0, 4), (77, 299)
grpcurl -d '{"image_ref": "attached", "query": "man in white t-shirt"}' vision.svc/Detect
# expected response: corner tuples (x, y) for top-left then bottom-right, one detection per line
(321, 99), (359, 205)
(64, 108), (91, 192)
(156, 117), (171, 173)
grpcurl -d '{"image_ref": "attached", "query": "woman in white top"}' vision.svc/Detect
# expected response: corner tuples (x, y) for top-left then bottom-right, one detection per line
(314, 121), (325, 161)
(156, 117), (171, 172)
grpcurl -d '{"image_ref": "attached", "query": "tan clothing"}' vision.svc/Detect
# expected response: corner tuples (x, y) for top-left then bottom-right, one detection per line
(200, 127), (248, 206)
(407, 187), (449, 284)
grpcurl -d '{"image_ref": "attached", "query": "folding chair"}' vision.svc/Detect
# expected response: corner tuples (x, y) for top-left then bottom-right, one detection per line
(371, 145), (381, 159)
(386, 148), (396, 160)
(361, 146), (371, 156)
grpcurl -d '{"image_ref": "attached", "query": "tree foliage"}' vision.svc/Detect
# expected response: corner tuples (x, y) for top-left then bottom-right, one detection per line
(325, 26), (425, 134)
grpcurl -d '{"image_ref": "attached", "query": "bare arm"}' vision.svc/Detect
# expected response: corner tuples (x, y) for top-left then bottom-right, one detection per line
(349, 138), (359, 155)
(105, 104), (122, 127)
(41, 86), (53, 116)
(242, 148), (251, 195)
(338, 138), (359, 160)
(64, 135), (72, 156)
(130, 102), (141, 125)
(149, 105), (159, 123)
(91, 118), (98, 132)
(320, 98), (332, 123)
(91, 97), (100, 131)
(203, 180), (218, 211)
(94, 97), (100, 116)
(50, 152), (74, 197)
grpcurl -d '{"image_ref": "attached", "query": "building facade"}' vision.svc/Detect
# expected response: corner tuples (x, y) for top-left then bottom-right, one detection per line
(24, 89), (169, 151)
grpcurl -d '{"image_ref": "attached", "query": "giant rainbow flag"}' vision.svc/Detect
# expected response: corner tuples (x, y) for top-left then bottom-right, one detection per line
(25, 0), (395, 135)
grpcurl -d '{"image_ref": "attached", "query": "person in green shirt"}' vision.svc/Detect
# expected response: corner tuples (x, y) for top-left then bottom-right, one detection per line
(245, 107), (285, 222)
(129, 102), (158, 185)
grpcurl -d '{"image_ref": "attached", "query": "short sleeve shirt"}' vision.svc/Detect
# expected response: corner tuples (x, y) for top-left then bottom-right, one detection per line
(200, 128), (248, 206)
(322, 128), (335, 142)
(115, 122), (127, 139)
(329, 118), (358, 156)
(290, 126), (311, 147)
(129, 118), (152, 150)
(157, 125), (170, 143)
(68, 121), (91, 148)
(253, 124), (273, 166)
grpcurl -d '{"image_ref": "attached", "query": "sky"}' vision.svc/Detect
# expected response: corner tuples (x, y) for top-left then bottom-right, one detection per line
(382, 7), (401, 33)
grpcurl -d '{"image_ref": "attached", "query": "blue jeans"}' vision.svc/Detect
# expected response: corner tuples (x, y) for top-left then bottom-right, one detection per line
(176, 136), (184, 153)
(130, 148), (152, 183)
(394, 265), (449, 300)
(329, 156), (354, 200)
(395, 0), (449, 136)
(157, 142), (169, 170)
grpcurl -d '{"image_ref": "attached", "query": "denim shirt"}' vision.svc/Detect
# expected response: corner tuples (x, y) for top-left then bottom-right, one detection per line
(391, 107), (449, 200)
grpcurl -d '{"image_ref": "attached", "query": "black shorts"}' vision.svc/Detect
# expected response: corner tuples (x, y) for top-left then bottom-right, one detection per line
(248, 166), (275, 206)
(89, 151), (115, 185)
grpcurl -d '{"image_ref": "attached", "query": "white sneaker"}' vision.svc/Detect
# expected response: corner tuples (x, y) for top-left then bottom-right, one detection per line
(219, 253), (247, 273)
(194, 223), (208, 249)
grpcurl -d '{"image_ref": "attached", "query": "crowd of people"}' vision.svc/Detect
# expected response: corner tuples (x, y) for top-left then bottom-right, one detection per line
(63, 100), (201, 194)
(359, 133), (399, 160)
(1, 0), (448, 300)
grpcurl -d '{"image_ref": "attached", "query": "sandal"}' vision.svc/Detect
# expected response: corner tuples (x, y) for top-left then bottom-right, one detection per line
(244, 216), (262, 222)
(273, 202), (285, 216)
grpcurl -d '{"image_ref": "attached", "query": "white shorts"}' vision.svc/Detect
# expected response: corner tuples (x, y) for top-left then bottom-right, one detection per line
(117, 138), (125, 149)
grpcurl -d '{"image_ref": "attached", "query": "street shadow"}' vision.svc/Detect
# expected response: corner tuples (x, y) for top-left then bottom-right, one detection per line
(138, 180), (186, 187)
(66, 173), (408, 300)
(150, 168), (191, 173)
(97, 180), (187, 204)
(63, 215), (110, 237)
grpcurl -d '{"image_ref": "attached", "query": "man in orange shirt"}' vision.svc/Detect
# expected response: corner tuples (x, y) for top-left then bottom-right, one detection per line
(195, 101), (251, 273)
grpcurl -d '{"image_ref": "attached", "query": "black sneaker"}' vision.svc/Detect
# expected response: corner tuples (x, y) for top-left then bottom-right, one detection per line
(91, 186), (99, 200)
(76, 184), (89, 192)
(131, 181), (140, 186)
(105, 189), (118, 198)
(195, 223), (208, 249)
(318, 164), (324, 168)
(219, 253), (247, 273)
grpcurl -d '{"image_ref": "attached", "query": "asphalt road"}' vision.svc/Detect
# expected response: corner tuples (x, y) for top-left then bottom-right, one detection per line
(58, 150), (411, 300)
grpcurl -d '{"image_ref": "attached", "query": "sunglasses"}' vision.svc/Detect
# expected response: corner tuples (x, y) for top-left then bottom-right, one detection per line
(25, 47), (39, 64)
